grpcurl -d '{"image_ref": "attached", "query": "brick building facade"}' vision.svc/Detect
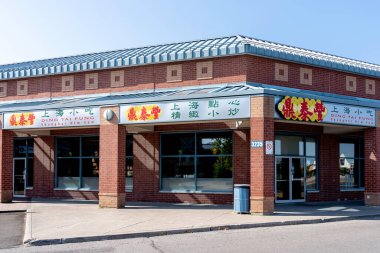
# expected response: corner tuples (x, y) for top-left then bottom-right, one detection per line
(0, 35), (379, 214)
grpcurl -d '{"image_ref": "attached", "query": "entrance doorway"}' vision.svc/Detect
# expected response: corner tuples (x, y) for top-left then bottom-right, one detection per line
(275, 157), (305, 202)
(13, 158), (26, 196)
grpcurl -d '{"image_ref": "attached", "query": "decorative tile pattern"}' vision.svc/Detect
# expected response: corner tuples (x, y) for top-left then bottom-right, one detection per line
(61, 75), (74, 92)
(275, 63), (288, 82)
(111, 70), (125, 87)
(196, 61), (213, 79)
(300, 68), (312, 85)
(365, 79), (376, 95)
(0, 82), (7, 97)
(17, 80), (28, 96)
(346, 76), (357, 92)
(85, 73), (98, 89)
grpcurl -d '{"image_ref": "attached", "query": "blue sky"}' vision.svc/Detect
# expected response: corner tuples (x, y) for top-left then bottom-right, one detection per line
(0, 0), (379, 65)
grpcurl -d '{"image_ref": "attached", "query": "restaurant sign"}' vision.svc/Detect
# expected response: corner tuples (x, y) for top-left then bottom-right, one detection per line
(276, 96), (376, 127)
(3, 107), (100, 129)
(119, 97), (250, 124)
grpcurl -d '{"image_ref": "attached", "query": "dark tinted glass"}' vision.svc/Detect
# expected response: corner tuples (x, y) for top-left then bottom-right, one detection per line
(82, 158), (99, 177)
(26, 158), (33, 187)
(82, 136), (99, 157)
(161, 133), (195, 155)
(197, 156), (232, 178)
(161, 157), (195, 177)
(126, 157), (133, 177)
(57, 138), (80, 157)
(14, 139), (27, 157)
(57, 158), (80, 176)
(196, 132), (232, 155)
(126, 135), (133, 157)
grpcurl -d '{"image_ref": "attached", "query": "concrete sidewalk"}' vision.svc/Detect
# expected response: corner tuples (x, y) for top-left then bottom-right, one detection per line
(1, 199), (380, 246)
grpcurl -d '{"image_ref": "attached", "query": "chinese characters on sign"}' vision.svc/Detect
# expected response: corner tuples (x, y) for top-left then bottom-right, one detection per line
(276, 96), (376, 127)
(120, 97), (250, 124)
(4, 107), (100, 129)
(277, 96), (328, 122)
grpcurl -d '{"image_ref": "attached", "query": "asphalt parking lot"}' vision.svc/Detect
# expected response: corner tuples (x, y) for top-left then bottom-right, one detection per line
(0, 212), (25, 249)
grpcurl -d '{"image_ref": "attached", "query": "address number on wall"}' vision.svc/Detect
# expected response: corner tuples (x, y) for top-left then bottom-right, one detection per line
(250, 141), (263, 148)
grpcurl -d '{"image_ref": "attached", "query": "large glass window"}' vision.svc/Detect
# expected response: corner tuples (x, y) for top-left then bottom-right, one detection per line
(56, 136), (99, 190)
(160, 132), (233, 192)
(275, 135), (318, 191)
(126, 135), (133, 192)
(339, 137), (364, 190)
(13, 138), (34, 188)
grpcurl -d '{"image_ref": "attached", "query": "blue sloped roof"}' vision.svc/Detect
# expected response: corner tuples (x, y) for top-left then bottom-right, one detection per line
(1, 35), (380, 80)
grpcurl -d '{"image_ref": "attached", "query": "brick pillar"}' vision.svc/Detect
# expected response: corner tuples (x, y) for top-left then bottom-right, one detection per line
(250, 96), (274, 214)
(233, 129), (250, 185)
(318, 134), (340, 201)
(0, 129), (14, 203)
(32, 136), (55, 197)
(99, 106), (126, 208)
(364, 116), (380, 205)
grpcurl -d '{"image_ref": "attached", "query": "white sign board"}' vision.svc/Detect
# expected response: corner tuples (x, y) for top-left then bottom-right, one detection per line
(323, 103), (376, 127)
(265, 141), (273, 155)
(275, 96), (376, 127)
(3, 107), (100, 129)
(119, 97), (250, 124)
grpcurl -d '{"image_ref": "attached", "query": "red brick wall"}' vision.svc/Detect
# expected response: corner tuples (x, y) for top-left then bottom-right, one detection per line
(26, 137), (55, 197)
(2, 55), (378, 103)
(246, 56), (380, 100)
(0, 130), (14, 202)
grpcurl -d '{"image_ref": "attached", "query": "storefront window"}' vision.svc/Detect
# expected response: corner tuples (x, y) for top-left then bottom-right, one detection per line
(275, 135), (318, 191)
(56, 136), (99, 190)
(339, 138), (364, 190)
(13, 138), (34, 188)
(126, 135), (133, 192)
(160, 132), (233, 192)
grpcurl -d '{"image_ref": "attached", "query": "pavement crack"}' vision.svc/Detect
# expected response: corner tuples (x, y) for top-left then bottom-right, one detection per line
(148, 237), (164, 253)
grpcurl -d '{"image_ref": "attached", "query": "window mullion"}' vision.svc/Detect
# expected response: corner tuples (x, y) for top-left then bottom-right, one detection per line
(79, 137), (83, 189)
(194, 133), (197, 191)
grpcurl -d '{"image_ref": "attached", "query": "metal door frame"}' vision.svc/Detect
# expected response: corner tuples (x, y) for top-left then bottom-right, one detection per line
(275, 156), (306, 203)
(13, 158), (27, 197)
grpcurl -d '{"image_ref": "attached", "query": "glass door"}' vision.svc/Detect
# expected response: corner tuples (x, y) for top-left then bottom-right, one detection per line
(275, 157), (305, 202)
(13, 158), (26, 196)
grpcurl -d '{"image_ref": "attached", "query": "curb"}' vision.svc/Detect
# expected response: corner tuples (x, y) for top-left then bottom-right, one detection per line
(27, 213), (380, 246)
(0, 210), (26, 214)
(23, 209), (33, 244)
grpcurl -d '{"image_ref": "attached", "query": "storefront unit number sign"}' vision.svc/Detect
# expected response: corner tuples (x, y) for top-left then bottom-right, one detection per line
(120, 97), (250, 124)
(3, 107), (100, 129)
(277, 96), (376, 127)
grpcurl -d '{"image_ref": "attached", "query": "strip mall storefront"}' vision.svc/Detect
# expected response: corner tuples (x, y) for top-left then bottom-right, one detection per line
(0, 84), (379, 214)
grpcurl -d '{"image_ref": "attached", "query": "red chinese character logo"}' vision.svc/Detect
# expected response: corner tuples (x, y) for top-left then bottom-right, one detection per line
(280, 97), (296, 120)
(139, 106), (150, 121)
(10, 114), (17, 126)
(314, 101), (326, 122)
(19, 114), (27, 126)
(151, 105), (161, 120)
(298, 99), (313, 121)
(28, 113), (36, 125)
(278, 96), (327, 123)
(127, 107), (138, 121)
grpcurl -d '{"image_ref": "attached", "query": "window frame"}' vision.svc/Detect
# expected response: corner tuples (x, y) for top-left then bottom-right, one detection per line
(125, 134), (133, 192)
(339, 137), (364, 191)
(159, 130), (233, 193)
(274, 132), (319, 192)
(55, 135), (99, 190)
(13, 137), (34, 188)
